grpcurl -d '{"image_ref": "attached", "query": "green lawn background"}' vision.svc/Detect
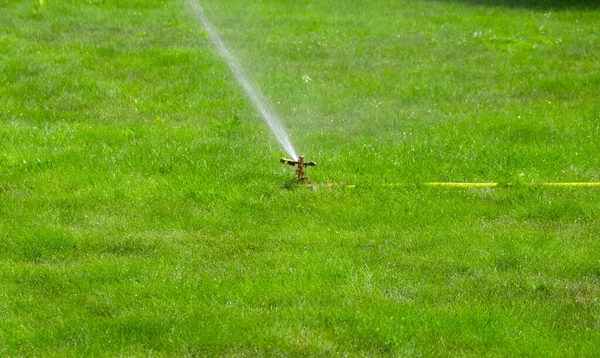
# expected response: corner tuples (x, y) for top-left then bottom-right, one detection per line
(1, 0), (599, 355)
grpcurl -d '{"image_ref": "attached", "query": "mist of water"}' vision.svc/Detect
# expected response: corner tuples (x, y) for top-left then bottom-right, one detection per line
(187, 0), (299, 160)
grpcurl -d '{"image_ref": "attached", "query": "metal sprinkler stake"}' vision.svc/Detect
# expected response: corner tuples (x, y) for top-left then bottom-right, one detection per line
(280, 155), (317, 184)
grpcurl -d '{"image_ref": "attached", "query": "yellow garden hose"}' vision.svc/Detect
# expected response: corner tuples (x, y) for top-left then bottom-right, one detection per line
(308, 182), (600, 189)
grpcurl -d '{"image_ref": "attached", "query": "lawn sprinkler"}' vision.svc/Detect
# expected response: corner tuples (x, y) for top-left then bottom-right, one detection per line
(280, 155), (317, 184)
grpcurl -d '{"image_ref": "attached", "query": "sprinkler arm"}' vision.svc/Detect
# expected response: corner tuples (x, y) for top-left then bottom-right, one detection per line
(280, 158), (317, 167)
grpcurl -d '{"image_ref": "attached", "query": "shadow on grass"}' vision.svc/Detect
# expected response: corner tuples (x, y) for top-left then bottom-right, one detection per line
(426, 0), (600, 10)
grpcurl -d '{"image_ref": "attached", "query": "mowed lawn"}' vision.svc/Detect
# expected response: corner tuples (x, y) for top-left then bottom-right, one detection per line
(1, 0), (599, 355)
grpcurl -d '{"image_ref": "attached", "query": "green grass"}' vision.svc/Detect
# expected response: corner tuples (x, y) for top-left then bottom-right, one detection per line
(1, 0), (599, 355)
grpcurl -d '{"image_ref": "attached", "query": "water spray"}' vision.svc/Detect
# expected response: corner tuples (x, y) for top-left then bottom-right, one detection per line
(280, 156), (317, 184)
(187, 0), (299, 160)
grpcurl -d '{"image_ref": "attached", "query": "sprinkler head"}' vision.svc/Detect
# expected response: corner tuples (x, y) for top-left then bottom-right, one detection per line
(280, 155), (317, 184)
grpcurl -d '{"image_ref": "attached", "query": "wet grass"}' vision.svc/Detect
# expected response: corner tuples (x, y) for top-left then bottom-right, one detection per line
(1, 0), (599, 355)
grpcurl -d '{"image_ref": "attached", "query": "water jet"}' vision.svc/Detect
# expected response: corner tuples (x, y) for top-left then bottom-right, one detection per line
(187, 0), (299, 161)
